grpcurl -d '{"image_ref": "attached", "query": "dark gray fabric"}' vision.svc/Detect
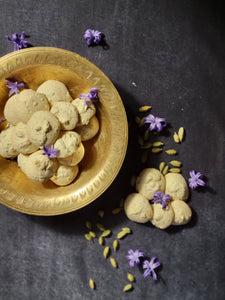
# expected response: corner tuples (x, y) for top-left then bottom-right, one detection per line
(0, 1), (224, 299)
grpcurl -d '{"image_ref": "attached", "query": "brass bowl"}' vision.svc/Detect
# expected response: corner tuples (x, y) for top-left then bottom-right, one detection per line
(0, 47), (128, 215)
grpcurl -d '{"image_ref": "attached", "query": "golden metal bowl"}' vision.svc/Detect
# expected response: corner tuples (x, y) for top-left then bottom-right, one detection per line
(0, 47), (128, 215)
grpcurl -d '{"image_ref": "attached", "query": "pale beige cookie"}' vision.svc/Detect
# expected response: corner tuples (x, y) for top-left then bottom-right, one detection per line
(27, 111), (61, 147)
(50, 101), (79, 130)
(150, 202), (174, 229)
(50, 164), (79, 186)
(136, 168), (165, 200)
(17, 152), (29, 169)
(36, 80), (72, 106)
(0, 125), (19, 158)
(4, 89), (49, 125)
(57, 142), (85, 166)
(71, 98), (96, 126)
(74, 115), (99, 141)
(12, 122), (38, 154)
(171, 200), (192, 225)
(124, 193), (153, 223)
(54, 131), (81, 158)
(17, 150), (58, 182)
(165, 173), (189, 201)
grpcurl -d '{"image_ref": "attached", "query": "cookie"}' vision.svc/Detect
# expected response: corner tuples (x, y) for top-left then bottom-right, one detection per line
(150, 202), (174, 229)
(124, 193), (153, 223)
(54, 131), (81, 158)
(0, 125), (19, 158)
(136, 168), (165, 200)
(12, 122), (38, 154)
(165, 173), (189, 201)
(36, 80), (72, 106)
(171, 200), (192, 225)
(74, 115), (99, 141)
(18, 150), (58, 182)
(50, 164), (79, 186)
(50, 101), (79, 130)
(71, 98), (96, 126)
(57, 142), (85, 166)
(4, 89), (49, 125)
(26, 110), (61, 147)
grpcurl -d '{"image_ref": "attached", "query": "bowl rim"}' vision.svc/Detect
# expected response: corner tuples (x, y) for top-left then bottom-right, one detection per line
(0, 47), (128, 216)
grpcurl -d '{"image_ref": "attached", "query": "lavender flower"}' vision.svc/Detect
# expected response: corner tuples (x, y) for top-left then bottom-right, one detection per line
(188, 170), (206, 189)
(79, 87), (99, 107)
(144, 114), (167, 132)
(151, 192), (171, 209)
(5, 31), (28, 51)
(143, 257), (161, 280)
(0, 119), (5, 124)
(42, 145), (58, 159)
(126, 249), (145, 267)
(84, 29), (103, 46)
(6, 80), (25, 96)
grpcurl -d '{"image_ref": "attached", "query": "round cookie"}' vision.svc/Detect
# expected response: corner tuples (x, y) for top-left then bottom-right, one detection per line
(27, 111), (61, 147)
(171, 200), (192, 225)
(57, 143), (85, 166)
(51, 164), (79, 186)
(36, 80), (72, 106)
(18, 150), (58, 182)
(4, 89), (49, 125)
(12, 122), (38, 154)
(54, 131), (81, 158)
(150, 202), (174, 229)
(124, 193), (153, 223)
(165, 173), (189, 201)
(74, 115), (99, 141)
(50, 101), (79, 130)
(0, 125), (19, 158)
(71, 98), (96, 126)
(136, 168), (165, 200)
(17, 153), (29, 169)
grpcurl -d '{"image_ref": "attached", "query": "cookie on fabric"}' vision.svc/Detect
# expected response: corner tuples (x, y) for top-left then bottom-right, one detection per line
(124, 193), (153, 223)
(136, 168), (165, 200)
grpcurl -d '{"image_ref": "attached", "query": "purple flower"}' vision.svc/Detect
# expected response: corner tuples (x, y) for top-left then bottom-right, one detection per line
(126, 249), (145, 267)
(5, 31), (28, 51)
(84, 29), (103, 46)
(143, 257), (161, 280)
(79, 88), (99, 107)
(0, 119), (5, 124)
(144, 114), (167, 132)
(42, 145), (58, 159)
(6, 80), (25, 97)
(188, 170), (206, 189)
(151, 192), (171, 209)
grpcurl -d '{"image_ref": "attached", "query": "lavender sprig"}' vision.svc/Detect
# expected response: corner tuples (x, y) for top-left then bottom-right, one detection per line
(5, 31), (28, 51)
(144, 114), (167, 132)
(6, 80), (25, 96)
(42, 145), (58, 159)
(79, 87), (99, 107)
(84, 29), (103, 46)
(126, 249), (145, 267)
(151, 192), (171, 209)
(143, 257), (161, 280)
(188, 170), (206, 189)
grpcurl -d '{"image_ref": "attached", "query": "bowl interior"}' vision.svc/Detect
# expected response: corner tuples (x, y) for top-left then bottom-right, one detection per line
(0, 48), (128, 215)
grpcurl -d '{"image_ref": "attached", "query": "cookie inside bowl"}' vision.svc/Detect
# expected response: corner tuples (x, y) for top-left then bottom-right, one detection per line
(0, 47), (128, 215)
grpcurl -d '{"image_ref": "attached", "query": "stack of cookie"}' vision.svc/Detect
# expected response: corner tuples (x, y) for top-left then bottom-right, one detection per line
(124, 168), (192, 229)
(0, 80), (99, 186)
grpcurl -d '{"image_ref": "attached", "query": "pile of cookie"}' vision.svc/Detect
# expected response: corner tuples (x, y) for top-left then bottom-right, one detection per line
(124, 168), (192, 229)
(0, 80), (99, 186)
